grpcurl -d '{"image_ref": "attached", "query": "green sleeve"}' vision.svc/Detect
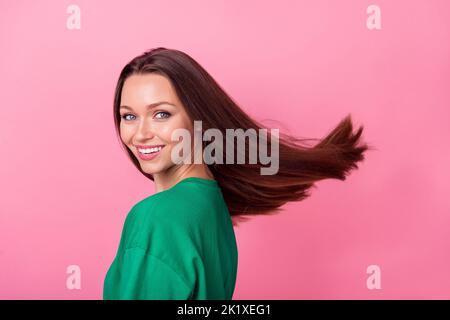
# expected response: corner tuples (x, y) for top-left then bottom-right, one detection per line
(112, 247), (193, 300)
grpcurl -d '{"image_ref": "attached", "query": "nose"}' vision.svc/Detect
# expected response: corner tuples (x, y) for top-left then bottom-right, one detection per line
(135, 117), (156, 140)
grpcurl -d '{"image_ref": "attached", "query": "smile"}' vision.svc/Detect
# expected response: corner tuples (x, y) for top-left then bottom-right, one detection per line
(134, 144), (165, 161)
(137, 146), (164, 154)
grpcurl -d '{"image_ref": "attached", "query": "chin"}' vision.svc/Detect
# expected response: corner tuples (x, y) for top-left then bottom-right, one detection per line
(140, 165), (158, 175)
(140, 163), (165, 175)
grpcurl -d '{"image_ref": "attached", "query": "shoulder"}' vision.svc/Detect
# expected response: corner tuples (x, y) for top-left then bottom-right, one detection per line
(135, 181), (217, 226)
(122, 182), (219, 249)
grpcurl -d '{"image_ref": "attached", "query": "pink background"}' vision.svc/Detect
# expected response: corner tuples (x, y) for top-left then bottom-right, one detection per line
(1, 0), (449, 299)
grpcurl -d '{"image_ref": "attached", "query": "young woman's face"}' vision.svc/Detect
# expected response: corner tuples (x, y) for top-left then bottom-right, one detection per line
(119, 73), (193, 175)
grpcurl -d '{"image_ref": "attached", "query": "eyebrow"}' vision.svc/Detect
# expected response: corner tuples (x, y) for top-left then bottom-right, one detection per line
(119, 101), (176, 110)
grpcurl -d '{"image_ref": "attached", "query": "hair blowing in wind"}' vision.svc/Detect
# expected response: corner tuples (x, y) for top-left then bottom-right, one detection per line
(113, 47), (374, 226)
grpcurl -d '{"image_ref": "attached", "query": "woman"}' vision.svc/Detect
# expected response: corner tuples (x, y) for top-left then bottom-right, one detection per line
(103, 47), (372, 300)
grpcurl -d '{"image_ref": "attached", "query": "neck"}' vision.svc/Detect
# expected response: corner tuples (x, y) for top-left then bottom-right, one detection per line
(153, 164), (214, 193)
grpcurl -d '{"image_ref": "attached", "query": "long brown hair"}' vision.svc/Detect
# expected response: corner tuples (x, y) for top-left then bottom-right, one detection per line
(113, 47), (374, 226)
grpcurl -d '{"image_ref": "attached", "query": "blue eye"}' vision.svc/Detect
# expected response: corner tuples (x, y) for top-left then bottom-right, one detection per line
(121, 113), (136, 121)
(155, 111), (171, 119)
(120, 111), (170, 121)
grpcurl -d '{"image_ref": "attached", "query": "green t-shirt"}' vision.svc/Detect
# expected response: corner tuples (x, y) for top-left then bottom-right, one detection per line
(103, 177), (238, 300)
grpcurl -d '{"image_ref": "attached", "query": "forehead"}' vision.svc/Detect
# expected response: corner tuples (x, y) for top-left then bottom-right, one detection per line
(120, 73), (178, 105)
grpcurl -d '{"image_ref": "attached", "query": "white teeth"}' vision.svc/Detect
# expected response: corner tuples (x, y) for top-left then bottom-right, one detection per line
(138, 146), (163, 154)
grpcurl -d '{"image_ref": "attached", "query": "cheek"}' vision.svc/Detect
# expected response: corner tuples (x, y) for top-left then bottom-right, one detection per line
(119, 123), (133, 143)
(157, 120), (191, 144)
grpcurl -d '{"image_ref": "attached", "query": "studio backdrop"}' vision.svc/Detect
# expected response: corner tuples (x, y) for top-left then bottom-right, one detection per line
(1, 0), (449, 299)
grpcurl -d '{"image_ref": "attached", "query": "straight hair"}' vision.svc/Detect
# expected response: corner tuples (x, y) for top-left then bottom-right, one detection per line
(113, 47), (374, 226)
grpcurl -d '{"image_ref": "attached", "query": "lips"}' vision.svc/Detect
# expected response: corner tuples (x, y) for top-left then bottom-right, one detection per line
(134, 144), (165, 161)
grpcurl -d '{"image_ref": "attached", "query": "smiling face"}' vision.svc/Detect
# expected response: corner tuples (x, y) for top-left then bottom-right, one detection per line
(119, 73), (193, 175)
